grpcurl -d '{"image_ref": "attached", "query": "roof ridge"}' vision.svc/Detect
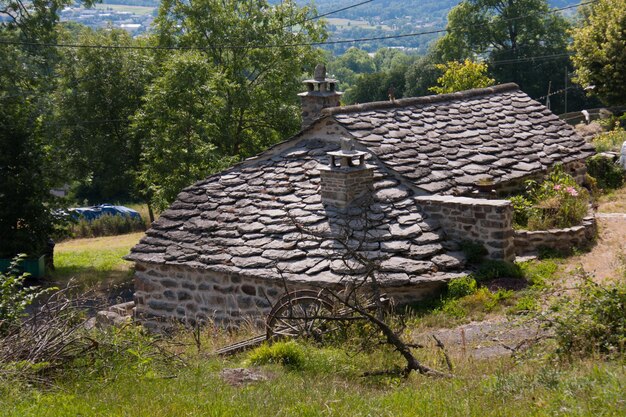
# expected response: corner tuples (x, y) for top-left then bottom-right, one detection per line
(321, 83), (520, 116)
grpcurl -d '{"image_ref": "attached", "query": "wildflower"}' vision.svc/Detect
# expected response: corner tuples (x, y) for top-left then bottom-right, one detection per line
(566, 187), (578, 197)
(553, 184), (561, 191)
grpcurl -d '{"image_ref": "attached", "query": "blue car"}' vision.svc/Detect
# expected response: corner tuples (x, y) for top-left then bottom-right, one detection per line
(68, 204), (142, 222)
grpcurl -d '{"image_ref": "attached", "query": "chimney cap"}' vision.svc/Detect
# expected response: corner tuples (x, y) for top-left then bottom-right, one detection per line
(314, 63), (326, 81)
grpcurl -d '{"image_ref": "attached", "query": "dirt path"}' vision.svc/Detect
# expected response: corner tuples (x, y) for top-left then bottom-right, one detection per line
(561, 215), (626, 282)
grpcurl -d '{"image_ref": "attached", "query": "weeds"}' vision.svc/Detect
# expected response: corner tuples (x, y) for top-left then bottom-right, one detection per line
(247, 341), (306, 369)
(551, 271), (626, 358)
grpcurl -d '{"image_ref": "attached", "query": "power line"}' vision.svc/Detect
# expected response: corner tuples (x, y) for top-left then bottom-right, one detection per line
(298, 0), (375, 24)
(490, 52), (571, 65)
(0, 1), (597, 51)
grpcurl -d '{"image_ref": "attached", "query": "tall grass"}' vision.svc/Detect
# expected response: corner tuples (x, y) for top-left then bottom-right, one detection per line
(1, 327), (625, 417)
(70, 214), (146, 239)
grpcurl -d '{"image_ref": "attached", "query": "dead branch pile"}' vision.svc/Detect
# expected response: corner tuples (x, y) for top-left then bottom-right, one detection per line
(0, 286), (102, 374)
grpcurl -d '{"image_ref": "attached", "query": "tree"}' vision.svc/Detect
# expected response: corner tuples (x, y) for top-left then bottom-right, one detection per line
(403, 54), (440, 97)
(429, 59), (495, 94)
(0, 45), (54, 257)
(132, 0), (325, 209)
(327, 47), (376, 89)
(433, 0), (575, 112)
(0, 0), (86, 256)
(343, 64), (409, 104)
(570, 0), (626, 106)
(132, 52), (237, 210)
(52, 28), (155, 203)
(153, 0), (325, 159)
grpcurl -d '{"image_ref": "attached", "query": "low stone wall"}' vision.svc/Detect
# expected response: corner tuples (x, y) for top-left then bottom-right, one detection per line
(514, 215), (597, 256)
(416, 195), (515, 262)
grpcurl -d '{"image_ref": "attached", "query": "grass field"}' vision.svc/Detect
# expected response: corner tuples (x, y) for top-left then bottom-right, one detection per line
(51, 232), (142, 290)
(2, 333), (625, 417)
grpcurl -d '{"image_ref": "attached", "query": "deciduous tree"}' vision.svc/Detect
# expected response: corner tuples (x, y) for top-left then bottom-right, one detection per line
(570, 0), (626, 106)
(434, 0), (572, 110)
(429, 59), (495, 94)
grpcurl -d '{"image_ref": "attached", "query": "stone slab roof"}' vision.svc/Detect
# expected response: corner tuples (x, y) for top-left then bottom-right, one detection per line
(323, 83), (595, 194)
(126, 138), (467, 285)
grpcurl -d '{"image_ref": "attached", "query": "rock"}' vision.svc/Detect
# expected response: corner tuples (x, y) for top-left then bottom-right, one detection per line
(96, 310), (129, 328)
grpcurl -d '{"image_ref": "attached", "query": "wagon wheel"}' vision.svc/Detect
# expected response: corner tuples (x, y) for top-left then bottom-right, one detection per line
(266, 289), (336, 342)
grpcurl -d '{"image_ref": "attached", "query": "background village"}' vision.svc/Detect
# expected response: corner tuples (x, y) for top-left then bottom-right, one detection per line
(1, 0), (626, 415)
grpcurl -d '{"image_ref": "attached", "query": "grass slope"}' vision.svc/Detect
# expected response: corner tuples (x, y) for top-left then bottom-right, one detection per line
(51, 232), (142, 290)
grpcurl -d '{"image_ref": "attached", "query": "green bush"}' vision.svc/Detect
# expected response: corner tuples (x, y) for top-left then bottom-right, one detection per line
(586, 155), (625, 190)
(591, 126), (626, 152)
(509, 166), (590, 230)
(0, 255), (54, 335)
(509, 195), (536, 229)
(447, 276), (478, 299)
(459, 240), (488, 264)
(248, 341), (306, 369)
(553, 277), (626, 358)
(474, 260), (523, 282)
(70, 214), (146, 238)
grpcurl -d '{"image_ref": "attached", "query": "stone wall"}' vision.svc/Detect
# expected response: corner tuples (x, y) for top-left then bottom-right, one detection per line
(416, 195), (515, 262)
(134, 262), (290, 329)
(133, 261), (459, 330)
(514, 214), (596, 256)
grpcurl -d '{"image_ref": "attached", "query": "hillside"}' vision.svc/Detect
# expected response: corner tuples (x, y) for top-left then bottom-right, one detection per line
(87, 0), (581, 53)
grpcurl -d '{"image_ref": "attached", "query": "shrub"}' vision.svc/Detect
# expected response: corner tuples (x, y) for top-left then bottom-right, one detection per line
(509, 166), (590, 230)
(447, 276), (477, 299)
(474, 260), (523, 282)
(509, 195), (536, 229)
(248, 341), (306, 369)
(591, 126), (626, 152)
(586, 155), (625, 190)
(459, 241), (488, 264)
(69, 214), (146, 238)
(553, 276), (626, 358)
(0, 255), (54, 335)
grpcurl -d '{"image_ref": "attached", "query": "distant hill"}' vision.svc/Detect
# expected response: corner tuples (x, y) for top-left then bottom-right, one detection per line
(98, 0), (581, 53)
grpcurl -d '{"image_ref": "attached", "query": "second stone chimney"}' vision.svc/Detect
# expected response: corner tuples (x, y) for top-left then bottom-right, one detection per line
(319, 139), (374, 208)
(299, 63), (342, 129)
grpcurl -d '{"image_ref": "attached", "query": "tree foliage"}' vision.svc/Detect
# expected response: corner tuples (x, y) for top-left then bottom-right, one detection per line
(153, 0), (325, 158)
(132, 52), (237, 210)
(570, 0), (626, 106)
(403, 54), (440, 98)
(0, 0), (66, 256)
(429, 59), (495, 94)
(52, 28), (155, 203)
(433, 0), (573, 111)
(129, 0), (325, 208)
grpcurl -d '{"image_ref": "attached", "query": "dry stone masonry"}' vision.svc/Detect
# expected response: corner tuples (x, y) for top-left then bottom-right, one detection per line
(416, 195), (515, 261)
(514, 214), (597, 256)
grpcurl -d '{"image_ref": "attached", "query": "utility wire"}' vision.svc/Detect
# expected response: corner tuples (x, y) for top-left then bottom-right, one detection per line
(297, 0), (375, 25)
(0, 1), (597, 51)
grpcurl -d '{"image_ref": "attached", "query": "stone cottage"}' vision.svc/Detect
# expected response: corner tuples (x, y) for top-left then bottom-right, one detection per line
(126, 67), (594, 327)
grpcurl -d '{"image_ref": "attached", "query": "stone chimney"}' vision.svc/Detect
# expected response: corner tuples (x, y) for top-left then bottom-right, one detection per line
(319, 139), (374, 208)
(299, 63), (342, 129)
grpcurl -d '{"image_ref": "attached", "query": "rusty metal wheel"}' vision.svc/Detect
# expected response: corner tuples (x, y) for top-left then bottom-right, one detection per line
(266, 289), (336, 342)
